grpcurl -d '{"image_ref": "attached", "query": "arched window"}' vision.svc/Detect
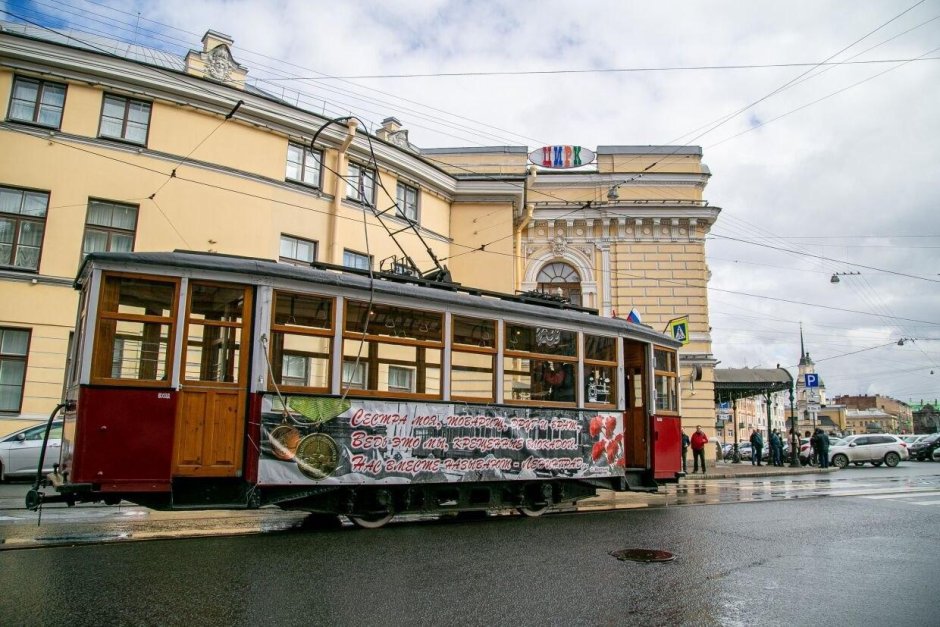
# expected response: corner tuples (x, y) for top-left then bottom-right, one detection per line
(536, 262), (582, 306)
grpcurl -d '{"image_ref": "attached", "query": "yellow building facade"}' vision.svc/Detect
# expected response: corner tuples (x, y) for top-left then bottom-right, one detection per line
(0, 25), (719, 438)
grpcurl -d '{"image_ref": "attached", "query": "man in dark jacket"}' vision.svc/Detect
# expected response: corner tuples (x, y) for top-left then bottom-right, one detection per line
(770, 429), (782, 466)
(812, 428), (831, 469)
(749, 429), (764, 466)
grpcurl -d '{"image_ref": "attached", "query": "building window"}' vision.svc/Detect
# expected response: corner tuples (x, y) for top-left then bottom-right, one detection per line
(388, 366), (415, 393)
(285, 143), (322, 187)
(0, 186), (49, 271)
(8, 76), (66, 128)
(343, 249), (372, 271)
(395, 182), (418, 222)
(346, 163), (376, 205)
(279, 234), (317, 266)
(0, 327), (30, 412)
(99, 94), (151, 144)
(536, 262), (582, 306)
(82, 200), (138, 257)
(342, 361), (366, 390)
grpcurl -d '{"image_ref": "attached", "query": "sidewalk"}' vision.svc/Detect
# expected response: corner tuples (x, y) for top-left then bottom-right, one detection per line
(689, 460), (838, 480)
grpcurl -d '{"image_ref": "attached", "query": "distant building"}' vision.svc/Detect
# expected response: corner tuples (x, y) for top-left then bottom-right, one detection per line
(844, 408), (898, 434)
(833, 395), (913, 433)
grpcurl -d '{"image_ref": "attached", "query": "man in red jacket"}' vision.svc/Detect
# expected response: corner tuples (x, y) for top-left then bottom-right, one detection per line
(691, 426), (709, 473)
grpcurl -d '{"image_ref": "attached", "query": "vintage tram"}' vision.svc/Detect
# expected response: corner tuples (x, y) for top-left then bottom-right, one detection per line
(28, 251), (683, 527)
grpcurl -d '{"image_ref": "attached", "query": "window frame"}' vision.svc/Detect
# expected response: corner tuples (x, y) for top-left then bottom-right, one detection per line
(90, 272), (180, 387)
(345, 162), (376, 206)
(268, 290), (334, 394)
(98, 93), (152, 145)
(0, 185), (50, 273)
(341, 299), (444, 400)
(82, 198), (139, 259)
(342, 249), (373, 271)
(395, 181), (419, 222)
(503, 322), (580, 407)
(0, 327), (31, 413)
(583, 333), (619, 409)
(653, 346), (680, 415)
(8, 75), (67, 129)
(285, 142), (323, 188)
(450, 315), (496, 402)
(279, 234), (318, 266)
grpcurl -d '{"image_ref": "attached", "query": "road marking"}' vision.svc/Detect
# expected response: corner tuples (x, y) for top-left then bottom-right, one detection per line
(860, 490), (940, 500)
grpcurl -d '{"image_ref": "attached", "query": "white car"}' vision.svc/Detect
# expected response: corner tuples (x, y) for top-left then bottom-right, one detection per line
(829, 434), (909, 469)
(0, 421), (62, 481)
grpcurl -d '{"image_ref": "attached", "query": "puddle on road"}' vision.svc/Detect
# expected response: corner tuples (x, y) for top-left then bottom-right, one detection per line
(610, 548), (676, 563)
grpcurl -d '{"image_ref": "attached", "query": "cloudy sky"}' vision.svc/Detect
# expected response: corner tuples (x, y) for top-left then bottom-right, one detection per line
(4, 0), (939, 405)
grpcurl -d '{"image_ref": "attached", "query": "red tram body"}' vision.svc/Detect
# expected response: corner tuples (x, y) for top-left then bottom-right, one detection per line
(30, 251), (683, 527)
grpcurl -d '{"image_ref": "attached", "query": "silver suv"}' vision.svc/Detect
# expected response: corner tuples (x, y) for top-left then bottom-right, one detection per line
(829, 434), (909, 468)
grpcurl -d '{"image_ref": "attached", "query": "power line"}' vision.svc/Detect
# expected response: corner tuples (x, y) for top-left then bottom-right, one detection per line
(258, 57), (940, 80)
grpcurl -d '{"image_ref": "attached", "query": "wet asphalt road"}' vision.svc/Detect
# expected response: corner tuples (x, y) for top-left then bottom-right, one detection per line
(1, 466), (939, 626)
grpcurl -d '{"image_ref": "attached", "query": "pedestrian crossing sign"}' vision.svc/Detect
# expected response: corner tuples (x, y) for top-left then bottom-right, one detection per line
(666, 316), (690, 345)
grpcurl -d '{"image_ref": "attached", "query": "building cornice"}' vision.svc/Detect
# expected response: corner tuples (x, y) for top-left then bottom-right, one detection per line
(0, 31), (461, 199)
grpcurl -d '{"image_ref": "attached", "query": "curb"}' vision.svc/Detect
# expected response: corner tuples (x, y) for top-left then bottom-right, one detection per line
(696, 466), (839, 480)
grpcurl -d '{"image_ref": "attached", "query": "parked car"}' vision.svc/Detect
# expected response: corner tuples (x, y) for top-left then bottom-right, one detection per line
(909, 433), (940, 461)
(829, 434), (909, 469)
(900, 434), (925, 446)
(0, 421), (62, 481)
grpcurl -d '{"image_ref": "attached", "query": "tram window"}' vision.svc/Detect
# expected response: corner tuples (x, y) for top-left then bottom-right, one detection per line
(269, 292), (333, 392)
(452, 316), (495, 348)
(585, 335), (616, 362)
(451, 316), (496, 401)
(271, 335), (330, 390)
(504, 358), (575, 404)
(505, 323), (576, 357)
(92, 275), (178, 384)
(584, 334), (618, 407)
(342, 339), (441, 397)
(345, 301), (442, 342)
(451, 351), (495, 400)
(654, 348), (679, 413)
(189, 284), (244, 323)
(184, 324), (241, 383)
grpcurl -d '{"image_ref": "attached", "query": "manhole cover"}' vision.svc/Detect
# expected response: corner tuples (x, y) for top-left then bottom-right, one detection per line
(609, 548), (675, 563)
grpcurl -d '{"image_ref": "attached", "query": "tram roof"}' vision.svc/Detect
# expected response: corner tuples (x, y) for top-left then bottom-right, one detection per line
(79, 251), (681, 348)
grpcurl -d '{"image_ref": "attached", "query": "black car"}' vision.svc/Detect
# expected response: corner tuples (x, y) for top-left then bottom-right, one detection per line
(909, 432), (940, 461)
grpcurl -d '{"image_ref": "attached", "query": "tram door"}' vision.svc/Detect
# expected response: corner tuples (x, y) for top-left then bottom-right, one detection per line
(622, 343), (648, 468)
(173, 281), (253, 477)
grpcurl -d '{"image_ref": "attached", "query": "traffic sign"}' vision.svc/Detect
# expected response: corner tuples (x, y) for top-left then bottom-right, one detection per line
(807, 402), (820, 412)
(804, 373), (819, 388)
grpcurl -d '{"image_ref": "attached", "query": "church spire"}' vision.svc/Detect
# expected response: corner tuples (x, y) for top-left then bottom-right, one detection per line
(798, 323), (813, 367)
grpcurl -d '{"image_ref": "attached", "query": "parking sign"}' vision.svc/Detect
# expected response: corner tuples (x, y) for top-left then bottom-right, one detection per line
(804, 373), (819, 388)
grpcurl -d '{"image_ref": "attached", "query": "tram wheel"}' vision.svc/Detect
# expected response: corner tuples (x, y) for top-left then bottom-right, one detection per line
(349, 511), (395, 529)
(517, 504), (549, 518)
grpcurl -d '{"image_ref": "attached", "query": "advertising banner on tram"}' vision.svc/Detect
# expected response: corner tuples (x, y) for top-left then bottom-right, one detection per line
(257, 395), (626, 485)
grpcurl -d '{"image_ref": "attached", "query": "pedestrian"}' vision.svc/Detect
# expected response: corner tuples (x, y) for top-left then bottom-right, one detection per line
(681, 430), (690, 473)
(770, 429), (782, 466)
(749, 428), (764, 466)
(814, 428), (831, 469)
(691, 426), (708, 473)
